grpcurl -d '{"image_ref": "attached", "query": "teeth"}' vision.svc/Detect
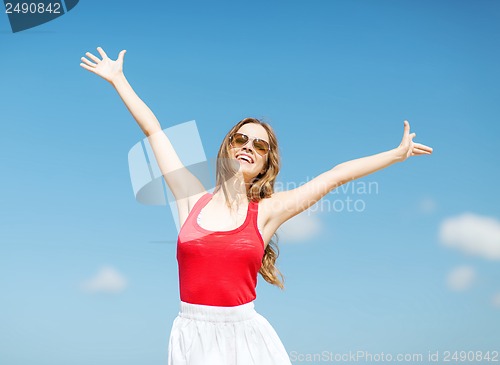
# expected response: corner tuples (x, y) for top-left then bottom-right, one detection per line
(238, 155), (252, 163)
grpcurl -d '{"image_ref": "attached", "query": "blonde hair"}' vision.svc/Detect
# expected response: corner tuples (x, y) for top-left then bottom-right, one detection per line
(214, 117), (285, 289)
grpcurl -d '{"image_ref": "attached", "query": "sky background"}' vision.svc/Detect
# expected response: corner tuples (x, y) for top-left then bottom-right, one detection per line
(1, 0), (499, 364)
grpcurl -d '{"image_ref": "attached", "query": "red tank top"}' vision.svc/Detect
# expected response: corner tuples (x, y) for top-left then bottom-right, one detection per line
(176, 193), (265, 307)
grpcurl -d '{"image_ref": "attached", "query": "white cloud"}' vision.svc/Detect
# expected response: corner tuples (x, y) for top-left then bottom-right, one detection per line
(446, 266), (476, 292)
(492, 293), (500, 308)
(419, 197), (437, 213)
(277, 211), (322, 243)
(439, 213), (500, 260)
(81, 266), (127, 294)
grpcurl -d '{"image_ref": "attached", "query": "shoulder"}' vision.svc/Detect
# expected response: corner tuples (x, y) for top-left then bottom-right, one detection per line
(256, 193), (293, 238)
(256, 193), (282, 222)
(176, 190), (210, 230)
(187, 191), (210, 212)
(257, 190), (304, 231)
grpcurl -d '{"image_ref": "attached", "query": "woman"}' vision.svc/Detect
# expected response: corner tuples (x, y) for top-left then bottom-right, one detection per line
(80, 47), (433, 365)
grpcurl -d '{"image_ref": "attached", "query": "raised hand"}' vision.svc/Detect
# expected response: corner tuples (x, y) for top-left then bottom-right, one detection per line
(396, 120), (433, 162)
(80, 46), (126, 84)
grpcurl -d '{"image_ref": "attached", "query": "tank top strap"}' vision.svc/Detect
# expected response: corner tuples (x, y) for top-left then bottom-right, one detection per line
(247, 199), (260, 228)
(190, 192), (213, 221)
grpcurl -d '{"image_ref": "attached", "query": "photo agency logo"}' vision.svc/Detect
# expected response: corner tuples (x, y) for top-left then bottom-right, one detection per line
(3, 0), (78, 33)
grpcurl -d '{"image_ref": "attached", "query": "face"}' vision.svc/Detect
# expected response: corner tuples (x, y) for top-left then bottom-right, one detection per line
(229, 123), (270, 182)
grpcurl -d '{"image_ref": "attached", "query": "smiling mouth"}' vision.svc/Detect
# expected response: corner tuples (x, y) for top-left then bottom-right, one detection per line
(236, 154), (254, 164)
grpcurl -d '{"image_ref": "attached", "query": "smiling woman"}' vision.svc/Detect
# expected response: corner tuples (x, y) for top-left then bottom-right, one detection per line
(80, 46), (433, 365)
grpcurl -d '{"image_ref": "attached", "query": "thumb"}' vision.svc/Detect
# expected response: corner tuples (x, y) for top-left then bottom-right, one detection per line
(403, 120), (410, 135)
(118, 50), (127, 62)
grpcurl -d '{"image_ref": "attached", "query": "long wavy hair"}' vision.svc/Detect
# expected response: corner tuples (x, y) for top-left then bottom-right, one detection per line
(213, 117), (285, 289)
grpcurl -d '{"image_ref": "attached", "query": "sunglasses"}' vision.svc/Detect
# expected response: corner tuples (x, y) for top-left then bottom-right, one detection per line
(229, 132), (270, 156)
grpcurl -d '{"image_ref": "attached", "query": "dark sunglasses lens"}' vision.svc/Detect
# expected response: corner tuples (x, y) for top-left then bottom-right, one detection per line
(232, 133), (248, 147)
(253, 140), (269, 155)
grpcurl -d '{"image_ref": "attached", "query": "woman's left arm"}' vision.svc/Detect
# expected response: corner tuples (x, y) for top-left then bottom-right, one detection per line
(266, 120), (433, 227)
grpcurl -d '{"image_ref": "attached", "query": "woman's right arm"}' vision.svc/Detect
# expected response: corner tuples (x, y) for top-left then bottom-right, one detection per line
(111, 72), (161, 136)
(80, 47), (207, 221)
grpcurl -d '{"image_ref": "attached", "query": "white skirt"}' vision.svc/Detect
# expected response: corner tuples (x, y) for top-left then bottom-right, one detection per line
(168, 301), (292, 365)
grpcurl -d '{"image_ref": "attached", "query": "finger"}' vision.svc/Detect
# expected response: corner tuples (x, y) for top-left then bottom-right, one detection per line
(80, 63), (96, 73)
(413, 142), (433, 152)
(413, 147), (429, 153)
(413, 150), (431, 156)
(80, 57), (96, 67)
(410, 132), (416, 139)
(85, 51), (101, 63)
(413, 147), (432, 155)
(417, 147), (433, 153)
(118, 49), (126, 62)
(404, 120), (410, 135)
(96, 46), (108, 59)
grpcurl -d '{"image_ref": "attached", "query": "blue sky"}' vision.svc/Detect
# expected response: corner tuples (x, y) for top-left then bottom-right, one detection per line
(1, 0), (499, 364)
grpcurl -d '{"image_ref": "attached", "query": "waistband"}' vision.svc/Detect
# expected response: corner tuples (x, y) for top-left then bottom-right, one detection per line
(178, 301), (257, 323)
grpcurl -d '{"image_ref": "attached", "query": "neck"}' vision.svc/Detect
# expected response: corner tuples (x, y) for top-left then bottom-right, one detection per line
(216, 174), (249, 208)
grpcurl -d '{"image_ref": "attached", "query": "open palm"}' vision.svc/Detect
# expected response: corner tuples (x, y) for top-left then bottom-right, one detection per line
(80, 47), (126, 84)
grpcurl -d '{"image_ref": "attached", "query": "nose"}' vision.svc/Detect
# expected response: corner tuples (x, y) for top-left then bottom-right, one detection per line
(241, 144), (254, 155)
